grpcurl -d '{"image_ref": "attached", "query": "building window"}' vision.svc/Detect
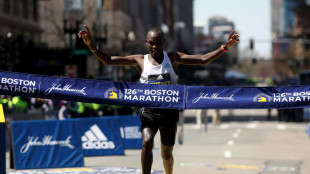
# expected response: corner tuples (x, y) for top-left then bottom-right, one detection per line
(22, 0), (29, 19)
(3, 0), (11, 14)
(13, 0), (21, 16)
(33, 0), (38, 21)
(96, 0), (104, 9)
(65, 0), (83, 11)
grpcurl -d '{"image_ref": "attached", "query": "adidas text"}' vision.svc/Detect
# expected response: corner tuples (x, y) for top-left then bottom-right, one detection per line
(83, 141), (115, 149)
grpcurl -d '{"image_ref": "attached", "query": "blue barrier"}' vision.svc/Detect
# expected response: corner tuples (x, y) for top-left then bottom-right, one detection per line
(11, 120), (84, 169)
(10, 117), (132, 169)
(118, 116), (142, 149)
(1, 70), (310, 109)
(79, 117), (125, 156)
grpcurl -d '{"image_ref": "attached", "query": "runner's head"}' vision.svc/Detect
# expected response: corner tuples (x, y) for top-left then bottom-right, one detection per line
(145, 28), (166, 58)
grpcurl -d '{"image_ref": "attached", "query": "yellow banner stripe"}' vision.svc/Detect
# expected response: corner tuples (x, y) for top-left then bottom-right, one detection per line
(0, 104), (5, 123)
(216, 164), (260, 170)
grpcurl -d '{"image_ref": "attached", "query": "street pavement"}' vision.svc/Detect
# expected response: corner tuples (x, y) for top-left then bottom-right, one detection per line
(6, 109), (310, 174)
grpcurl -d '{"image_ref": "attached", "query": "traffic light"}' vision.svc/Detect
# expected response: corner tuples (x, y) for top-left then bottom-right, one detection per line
(252, 58), (257, 65)
(250, 39), (254, 50)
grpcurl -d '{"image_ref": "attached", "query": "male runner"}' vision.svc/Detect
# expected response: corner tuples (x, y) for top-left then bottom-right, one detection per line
(78, 25), (239, 174)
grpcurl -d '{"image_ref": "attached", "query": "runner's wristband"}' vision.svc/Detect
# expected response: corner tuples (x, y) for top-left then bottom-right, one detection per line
(221, 45), (228, 52)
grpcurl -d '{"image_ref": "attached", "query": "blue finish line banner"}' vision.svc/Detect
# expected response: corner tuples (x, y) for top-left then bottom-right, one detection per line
(0, 71), (185, 109)
(186, 86), (310, 109)
(1, 70), (310, 109)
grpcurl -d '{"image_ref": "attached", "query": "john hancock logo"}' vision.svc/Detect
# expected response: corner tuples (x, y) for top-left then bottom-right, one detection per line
(253, 93), (272, 102)
(104, 87), (123, 100)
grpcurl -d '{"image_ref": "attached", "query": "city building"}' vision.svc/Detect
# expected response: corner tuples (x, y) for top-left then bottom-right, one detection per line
(37, 0), (164, 79)
(0, 0), (41, 44)
(173, 0), (194, 54)
(188, 16), (239, 86)
(271, 0), (309, 81)
(37, 0), (194, 81)
(0, 0), (41, 71)
(208, 16), (238, 65)
(0, 0), (195, 80)
(271, 0), (302, 59)
(209, 16), (234, 41)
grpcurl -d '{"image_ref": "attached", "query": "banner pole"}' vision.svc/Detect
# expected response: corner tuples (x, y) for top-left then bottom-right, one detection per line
(0, 104), (6, 174)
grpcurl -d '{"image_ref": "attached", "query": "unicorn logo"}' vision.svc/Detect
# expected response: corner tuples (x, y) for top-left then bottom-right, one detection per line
(104, 87), (123, 100)
(253, 93), (272, 102)
(109, 91), (118, 99)
(258, 96), (267, 102)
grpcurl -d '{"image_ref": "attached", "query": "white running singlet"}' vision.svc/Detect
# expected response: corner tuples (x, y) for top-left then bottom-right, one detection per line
(140, 51), (178, 85)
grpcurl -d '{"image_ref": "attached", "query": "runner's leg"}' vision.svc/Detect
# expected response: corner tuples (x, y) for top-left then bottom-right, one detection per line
(141, 128), (154, 174)
(161, 143), (174, 174)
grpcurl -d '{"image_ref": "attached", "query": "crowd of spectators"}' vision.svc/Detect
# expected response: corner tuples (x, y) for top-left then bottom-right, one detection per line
(0, 95), (137, 120)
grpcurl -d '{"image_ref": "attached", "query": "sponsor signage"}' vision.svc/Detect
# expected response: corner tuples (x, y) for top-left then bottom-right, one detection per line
(118, 116), (142, 149)
(186, 86), (310, 109)
(2, 70), (310, 109)
(11, 120), (84, 169)
(80, 117), (125, 156)
(103, 83), (185, 109)
(0, 70), (185, 109)
(186, 86), (240, 109)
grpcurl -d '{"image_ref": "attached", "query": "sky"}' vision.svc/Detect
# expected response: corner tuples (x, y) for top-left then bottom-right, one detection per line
(194, 0), (271, 59)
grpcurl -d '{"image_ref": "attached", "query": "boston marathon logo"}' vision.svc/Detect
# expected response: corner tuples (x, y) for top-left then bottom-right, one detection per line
(254, 92), (310, 103)
(104, 87), (180, 103)
(82, 124), (115, 150)
(0, 77), (37, 93)
(273, 92), (310, 102)
(253, 93), (272, 102)
(104, 87), (123, 100)
(124, 89), (181, 103)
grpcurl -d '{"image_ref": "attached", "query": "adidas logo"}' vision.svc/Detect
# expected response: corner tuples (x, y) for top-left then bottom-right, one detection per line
(157, 75), (164, 80)
(81, 124), (115, 149)
(164, 63), (172, 68)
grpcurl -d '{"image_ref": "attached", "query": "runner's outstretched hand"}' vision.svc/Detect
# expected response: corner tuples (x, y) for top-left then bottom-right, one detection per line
(223, 30), (240, 50)
(78, 25), (93, 47)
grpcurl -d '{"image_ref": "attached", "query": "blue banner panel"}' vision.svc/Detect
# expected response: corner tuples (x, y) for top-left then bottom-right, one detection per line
(11, 120), (84, 169)
(0, 70), (185, 109)
(3, 70), (310, 109)
(79, 117), (125, 156)
(118, 116), (142, 149)
(186, 86), (310, 109)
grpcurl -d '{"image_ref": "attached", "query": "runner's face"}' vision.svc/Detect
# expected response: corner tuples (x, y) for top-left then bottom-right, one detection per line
(145, 31), (165, 58)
